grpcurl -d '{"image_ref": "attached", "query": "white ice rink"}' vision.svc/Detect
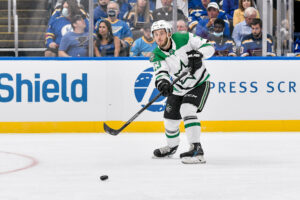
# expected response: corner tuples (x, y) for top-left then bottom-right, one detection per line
(1, 132), (300, 200)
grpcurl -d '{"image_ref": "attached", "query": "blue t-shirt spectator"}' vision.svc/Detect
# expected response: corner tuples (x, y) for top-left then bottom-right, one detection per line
(45, 16), (89, 48)
(130, 36), (157, 56)
(59, 31), (89, 57)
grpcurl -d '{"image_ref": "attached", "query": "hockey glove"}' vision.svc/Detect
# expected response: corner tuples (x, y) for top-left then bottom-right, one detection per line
(157, 79), (173, 97)
(187, 50), (203, 75)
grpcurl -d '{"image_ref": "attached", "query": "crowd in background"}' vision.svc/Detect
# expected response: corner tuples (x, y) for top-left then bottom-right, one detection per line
(44, 0), (300, 57)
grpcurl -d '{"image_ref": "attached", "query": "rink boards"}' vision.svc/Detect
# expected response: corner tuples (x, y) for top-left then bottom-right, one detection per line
(0, 57), (299, 133)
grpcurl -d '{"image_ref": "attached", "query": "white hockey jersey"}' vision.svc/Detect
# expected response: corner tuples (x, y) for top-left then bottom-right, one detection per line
(150, 32), (215, 96)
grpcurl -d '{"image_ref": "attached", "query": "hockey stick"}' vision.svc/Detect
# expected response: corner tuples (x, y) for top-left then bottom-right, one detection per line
(103, 70), (189, 136)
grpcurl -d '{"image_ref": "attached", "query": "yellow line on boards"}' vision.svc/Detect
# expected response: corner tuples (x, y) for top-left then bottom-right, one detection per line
(0, 120), (300, 133)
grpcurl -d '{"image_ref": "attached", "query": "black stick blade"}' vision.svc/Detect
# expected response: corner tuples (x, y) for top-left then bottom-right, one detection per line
(103, 122), (120, 136)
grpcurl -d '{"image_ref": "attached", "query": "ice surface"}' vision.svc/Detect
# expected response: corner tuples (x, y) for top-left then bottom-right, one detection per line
(0, 132), (300, 200)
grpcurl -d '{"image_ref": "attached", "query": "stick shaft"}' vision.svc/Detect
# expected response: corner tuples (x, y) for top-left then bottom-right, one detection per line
(104, 71), (188, 134)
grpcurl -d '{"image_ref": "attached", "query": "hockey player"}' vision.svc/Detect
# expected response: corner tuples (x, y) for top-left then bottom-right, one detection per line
(150, 20), (215, 164)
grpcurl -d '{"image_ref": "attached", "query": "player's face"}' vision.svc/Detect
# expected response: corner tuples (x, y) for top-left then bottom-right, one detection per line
(153, 29), (169, 48)
(251, 24), (261, 38)
(99, 22), (108, 35)
(207, 7), (219, 19)
(242, 0), (251, 9)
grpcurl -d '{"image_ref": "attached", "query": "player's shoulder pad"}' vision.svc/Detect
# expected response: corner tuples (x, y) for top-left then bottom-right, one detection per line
(150, 47), (167, 62)
(171, 32), (189, 49)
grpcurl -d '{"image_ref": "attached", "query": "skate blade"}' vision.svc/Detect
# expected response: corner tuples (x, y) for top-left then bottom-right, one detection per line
(152, 155), (175, 159)
(181, 156), (206, 164)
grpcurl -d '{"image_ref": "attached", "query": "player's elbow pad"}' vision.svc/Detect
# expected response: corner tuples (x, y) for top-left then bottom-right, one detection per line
(199, 45), (215, 59)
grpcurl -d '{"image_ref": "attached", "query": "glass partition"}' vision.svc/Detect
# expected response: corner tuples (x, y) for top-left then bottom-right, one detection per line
(0, 0), (296, 57)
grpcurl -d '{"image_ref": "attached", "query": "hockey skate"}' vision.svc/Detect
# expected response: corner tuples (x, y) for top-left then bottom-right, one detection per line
(180, 143), (206, 164)
(153, 145), (178, 158)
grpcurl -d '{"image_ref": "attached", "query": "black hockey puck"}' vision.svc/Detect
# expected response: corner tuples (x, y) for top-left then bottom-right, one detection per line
(100, 175), (109, 181)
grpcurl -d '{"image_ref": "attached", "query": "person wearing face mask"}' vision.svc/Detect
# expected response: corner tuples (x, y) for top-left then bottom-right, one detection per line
(189, 1), (228, 33)
(240, 18), (275, 57)
(45, 0), (89, 57)
(95, 1), (133, 56)
(195, 2), (230, 39)
(48, 0), (87, 25)
(208, 18), (236, 56)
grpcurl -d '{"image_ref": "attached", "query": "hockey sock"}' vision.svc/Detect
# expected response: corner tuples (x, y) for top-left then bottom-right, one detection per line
(180, 103), (201, 144)
(164, 118), (181, 147)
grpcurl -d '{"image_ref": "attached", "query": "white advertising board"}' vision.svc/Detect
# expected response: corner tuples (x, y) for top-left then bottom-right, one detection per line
(0, 59), (299, 122)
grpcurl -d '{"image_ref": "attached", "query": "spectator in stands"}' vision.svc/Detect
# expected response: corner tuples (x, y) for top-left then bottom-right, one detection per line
(49, 0), (87, 25)
(189, 0), (211, 11)
(232, 7), (257, 47)
(93, 0), (110, 24)
(177, 19), (188, 32)
(152, 0), (186, 22)
(195, 2), (230, 39)
(45, 0), (89, 57)
(115, 0), (132, 20)
(233, 0), (260, 27)
(130, 23), (157, 57)
(128, 0), (156, 11)
(222, 0), (239, 20)
(155, 0), (188, 17)
(58, 15), (89, 57)
(126, 0), (153, 39)
(94, 20), (121, 57)
(208, 19), (237, 56)
(95, 1), (133, 55)
(240, 18), (275, 57)
(189, 1), (228, 33)
(94, 0), (132, 24)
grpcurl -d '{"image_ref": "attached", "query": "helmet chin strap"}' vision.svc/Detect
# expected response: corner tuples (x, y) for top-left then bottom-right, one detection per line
(162, 33), (171, 49)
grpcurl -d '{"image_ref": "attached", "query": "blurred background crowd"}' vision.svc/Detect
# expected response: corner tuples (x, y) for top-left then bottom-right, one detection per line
(0, 0), (299, 57)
